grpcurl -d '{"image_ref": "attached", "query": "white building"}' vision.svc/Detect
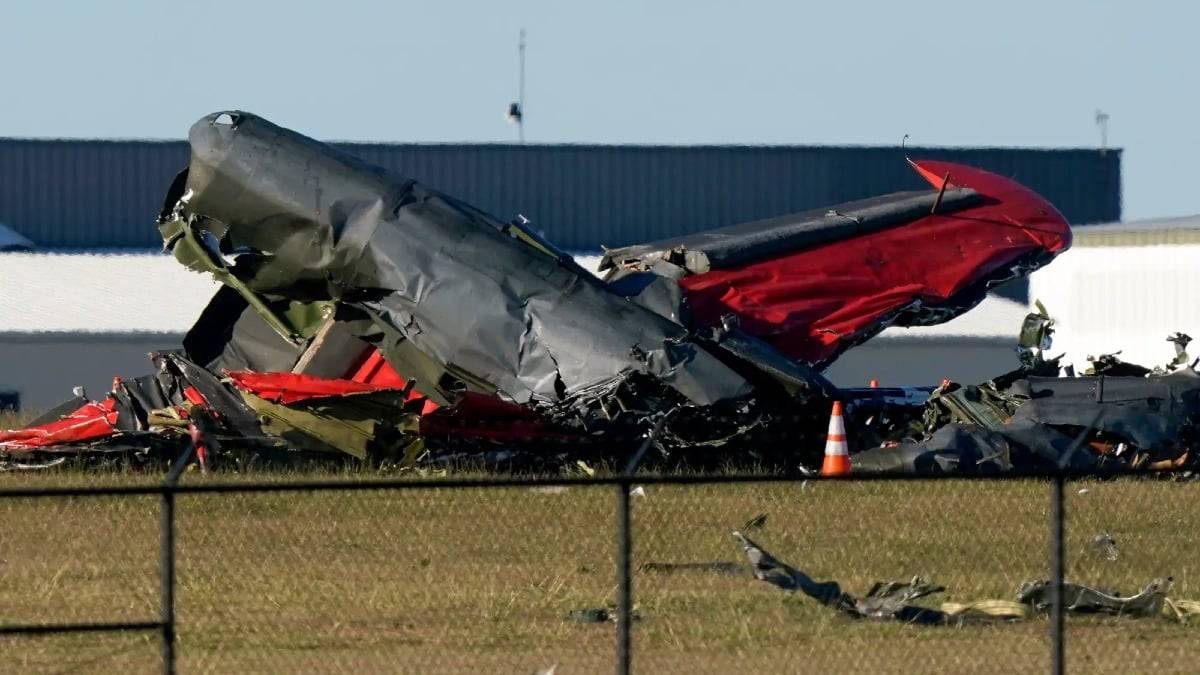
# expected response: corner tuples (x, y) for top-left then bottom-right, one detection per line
(824, 295), (1028, 387)
(0, 252), (219, 411)
(1029, 216), (1200, 372)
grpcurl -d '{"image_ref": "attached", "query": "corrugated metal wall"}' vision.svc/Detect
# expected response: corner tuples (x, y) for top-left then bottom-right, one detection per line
(0, 140), (190, 248)
(1028, 244), (1200, 371)
(0, 139), (1121, 249)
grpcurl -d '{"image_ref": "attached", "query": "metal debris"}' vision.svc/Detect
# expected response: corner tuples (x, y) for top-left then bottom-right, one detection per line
(1019, 578), (1171, 617)
(1088, 532), (1120, 562)
(734, 520), (1200, 625)
(566, 607), (641, 624)
(853, 306), (1200, 475)
(731, 529), (979, 625)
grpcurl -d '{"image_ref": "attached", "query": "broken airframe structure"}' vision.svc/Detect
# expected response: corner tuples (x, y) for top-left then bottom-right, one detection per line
(852, 309), (1200, 475)
(3, 111), (1197, 473)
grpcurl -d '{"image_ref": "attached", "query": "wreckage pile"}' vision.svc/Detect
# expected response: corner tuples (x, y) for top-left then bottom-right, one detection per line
(852, 310), (1200, 474)
(3, 111), (1198, 474)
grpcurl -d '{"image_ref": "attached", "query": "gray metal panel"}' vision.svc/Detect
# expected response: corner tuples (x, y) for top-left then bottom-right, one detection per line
(0, 139), (190, 247)
(0, 139), (1121, 250)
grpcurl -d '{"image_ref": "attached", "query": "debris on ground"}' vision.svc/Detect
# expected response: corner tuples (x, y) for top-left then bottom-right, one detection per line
(565, 607), (641, 623)
(731, 529), (1005, 624)
(1088, 532), (1120, 562)
(1018, 578), (1180, 618)
(733, 525), (1200, 624)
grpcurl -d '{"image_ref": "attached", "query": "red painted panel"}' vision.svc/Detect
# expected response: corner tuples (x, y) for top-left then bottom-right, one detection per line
(679, 160), (1070, 365)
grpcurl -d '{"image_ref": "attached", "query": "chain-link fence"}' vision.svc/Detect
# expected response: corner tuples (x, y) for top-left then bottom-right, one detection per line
(1, 470), (1198, 673)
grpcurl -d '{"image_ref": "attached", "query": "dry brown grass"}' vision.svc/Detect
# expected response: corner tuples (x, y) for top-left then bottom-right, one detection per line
(0, 410), (32, 431)
(0, 472), (1196, 673)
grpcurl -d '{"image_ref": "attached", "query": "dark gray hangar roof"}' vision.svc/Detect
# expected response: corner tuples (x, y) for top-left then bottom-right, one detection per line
(0, 139), (1120, 249)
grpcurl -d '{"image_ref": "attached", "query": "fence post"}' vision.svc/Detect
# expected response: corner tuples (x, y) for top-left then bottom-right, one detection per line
(160, 485), (177, 675)
(615, 420), (665, 674)
(160, 431), (198, 675)
(1050, 473), (1066, 675)
(615, 479), (633, 675)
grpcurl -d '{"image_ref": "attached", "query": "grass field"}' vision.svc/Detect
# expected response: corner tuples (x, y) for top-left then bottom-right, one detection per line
(0, 411), (28, 432)
(0, 466), (1197, 673)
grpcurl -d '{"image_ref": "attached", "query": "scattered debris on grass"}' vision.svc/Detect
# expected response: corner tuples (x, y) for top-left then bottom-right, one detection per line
(1018, 578), (1184, 618)
(566, 607), (641, 624)
(1088, 532), (1120, 562)
(733, 521), (1200, 625)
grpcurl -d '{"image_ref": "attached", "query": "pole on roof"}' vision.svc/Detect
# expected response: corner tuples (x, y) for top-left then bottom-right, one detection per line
(1094, 109), (1109, 153)
(507, 29), (527, 143)
(518, 29), (526, 143)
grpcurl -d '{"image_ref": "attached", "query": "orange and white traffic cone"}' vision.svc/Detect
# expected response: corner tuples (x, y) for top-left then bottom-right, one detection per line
(820, 401), (851, 476)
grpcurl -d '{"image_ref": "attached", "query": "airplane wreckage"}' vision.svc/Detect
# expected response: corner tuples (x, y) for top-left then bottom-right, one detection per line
(4, 111), (1199, 474)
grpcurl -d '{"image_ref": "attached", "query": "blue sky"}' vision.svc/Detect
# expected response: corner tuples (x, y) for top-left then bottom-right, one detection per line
(1, 0), (1193, 219)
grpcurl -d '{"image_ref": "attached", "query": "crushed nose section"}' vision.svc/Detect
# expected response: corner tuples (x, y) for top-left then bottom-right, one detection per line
(163, 111), (753, 420)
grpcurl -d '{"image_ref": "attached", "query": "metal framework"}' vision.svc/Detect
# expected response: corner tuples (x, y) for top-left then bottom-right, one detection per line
(18, 436), (1184, 674)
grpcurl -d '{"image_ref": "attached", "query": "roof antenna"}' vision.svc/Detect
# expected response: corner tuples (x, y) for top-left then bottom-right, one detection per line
(506, 29), (527, 143)
(1094, 109), (1109, 155)
(902, 134), (923, 174)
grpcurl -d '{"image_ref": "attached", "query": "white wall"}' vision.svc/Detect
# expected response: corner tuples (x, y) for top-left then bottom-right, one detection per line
(0, 333), (182, 413)
(1028, 244), (1200, 371)
(823, 337), (1018, 388)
